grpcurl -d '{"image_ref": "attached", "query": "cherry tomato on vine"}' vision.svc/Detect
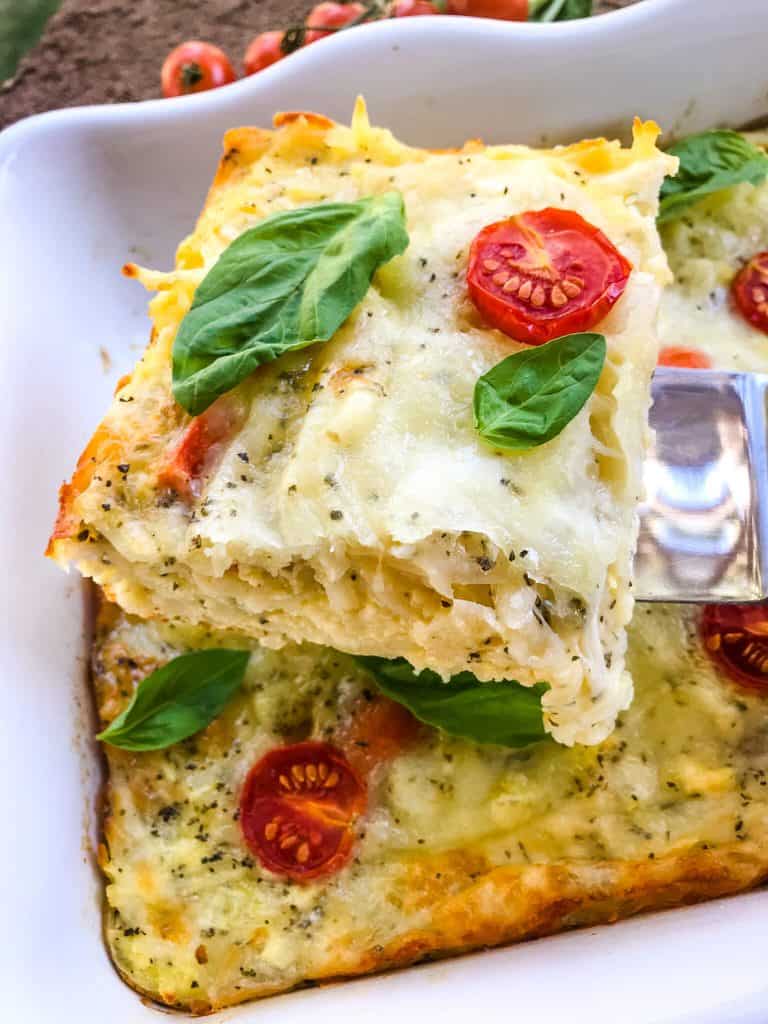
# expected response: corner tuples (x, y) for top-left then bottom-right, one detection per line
(392, 0), (440, 14)
(304, 2), (367, 44)
(244, 31), (286, 75)
(467, 208), (631, 345)
(161, 41), (236, 98)
(445, 0), (528, 18)
(240, 741), (366, 881)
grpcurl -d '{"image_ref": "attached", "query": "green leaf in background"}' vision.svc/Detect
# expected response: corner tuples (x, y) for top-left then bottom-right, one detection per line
(659, 130), (768, 225)
(97, 648), (250, 751)
(474, 332), (606, 452)
(358, 657), (549, 748)
(172, 192), (409, 415)
(0, 0), (60, 82)
(529, 0), (593, 21)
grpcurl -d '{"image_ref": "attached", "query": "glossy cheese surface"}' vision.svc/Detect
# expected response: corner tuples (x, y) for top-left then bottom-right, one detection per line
(51, 104), (674, 746)
(95, 598), (768, 1013)
(660, 133), (768, 371)
(97, 145), (768, 1012)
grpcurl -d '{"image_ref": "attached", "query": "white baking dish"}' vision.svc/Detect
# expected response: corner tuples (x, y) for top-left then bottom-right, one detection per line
(1, 0), (767, 1019)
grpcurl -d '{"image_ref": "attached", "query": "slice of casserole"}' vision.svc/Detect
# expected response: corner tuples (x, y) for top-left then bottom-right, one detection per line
(49, 102), (674, 745)
(659, 131), (768, 372)
(94, 597), (768, 1014)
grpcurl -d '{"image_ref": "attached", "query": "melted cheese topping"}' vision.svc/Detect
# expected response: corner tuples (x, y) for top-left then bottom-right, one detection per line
(97, 601), (768, 1013)
(660, 133), (768, 372)
(92, 134), (768, 1014)
(51, 103), (674, 746)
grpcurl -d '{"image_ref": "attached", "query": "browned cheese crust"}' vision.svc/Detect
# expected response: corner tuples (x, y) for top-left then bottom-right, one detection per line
(92, 596), (768, 1013)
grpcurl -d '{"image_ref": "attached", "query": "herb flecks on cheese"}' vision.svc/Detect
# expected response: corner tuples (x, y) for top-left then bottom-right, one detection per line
(95, 600), (768, 1013)
(660, 132), (768, 372)
(49, 102), (674, 746)
(172, 192), (410, 415)
(89, 128), (768, 1015)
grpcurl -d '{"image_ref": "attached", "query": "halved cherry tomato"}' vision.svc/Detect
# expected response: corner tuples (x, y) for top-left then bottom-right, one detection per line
(336, 694), (423, 774)
(701, 603), (768, 692)
(657, 345), (713, 369)
(445, 0), (528, 18)
(240, 741), (366, 881)
(161, 41), (236, 98)
(244, 31), (286, 75)
(392, 0), (440, 14)
(466, 208), (632, 345)
(304, 2), (366, 44)
(732, 252), (768, 335)
(157, 396), (245, 501)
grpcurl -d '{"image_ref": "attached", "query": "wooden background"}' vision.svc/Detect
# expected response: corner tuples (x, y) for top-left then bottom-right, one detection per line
(0, 0), (638, 129)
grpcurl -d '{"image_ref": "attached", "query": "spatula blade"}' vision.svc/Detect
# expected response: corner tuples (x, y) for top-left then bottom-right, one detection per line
(636, 368), (768, 603)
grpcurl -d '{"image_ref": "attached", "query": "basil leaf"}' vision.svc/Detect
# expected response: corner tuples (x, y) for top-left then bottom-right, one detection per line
(172, 192), (409, 415)
(529, 0), (592, 21)
(358, 657), (548, 749)
(474, 332), (606, 451)
(659, 130), (768, 225)
(97, 649), (250, 751)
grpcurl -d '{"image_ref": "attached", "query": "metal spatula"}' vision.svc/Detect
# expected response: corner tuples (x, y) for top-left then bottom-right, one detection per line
(636, 368), (768, 603)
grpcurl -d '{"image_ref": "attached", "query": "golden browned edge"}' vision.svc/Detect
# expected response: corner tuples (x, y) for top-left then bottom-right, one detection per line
(91, 594), (768, 1015)
(43, 117), (273, 557)
(108, 822), (768, 1015)
(108, 845), (768, 1016)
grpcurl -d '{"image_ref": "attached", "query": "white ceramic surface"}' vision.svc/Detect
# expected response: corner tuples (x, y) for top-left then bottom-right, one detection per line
(1, 1), (767, 1020)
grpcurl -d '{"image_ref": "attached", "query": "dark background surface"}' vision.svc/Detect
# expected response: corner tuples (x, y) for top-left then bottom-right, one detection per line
(0, 0), (637, 130)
